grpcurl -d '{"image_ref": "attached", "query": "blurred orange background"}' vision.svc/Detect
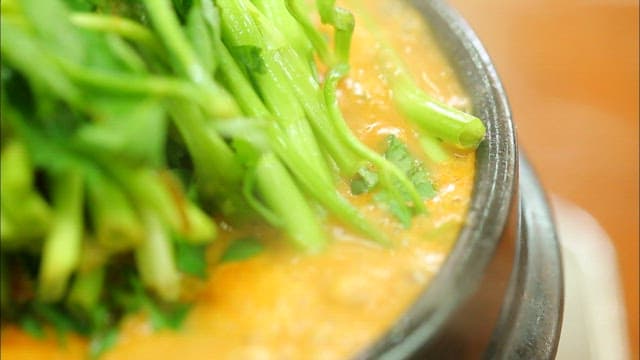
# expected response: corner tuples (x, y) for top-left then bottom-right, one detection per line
(448, 0), (639, 357)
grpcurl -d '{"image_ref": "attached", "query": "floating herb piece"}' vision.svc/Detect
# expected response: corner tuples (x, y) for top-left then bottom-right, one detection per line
(373, 135), (437, 228)
(350, 167), (379, 195)
(384, 135), (436, 200)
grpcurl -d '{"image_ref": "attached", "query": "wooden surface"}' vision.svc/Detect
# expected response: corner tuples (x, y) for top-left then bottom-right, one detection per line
(447, 0), (639, 357)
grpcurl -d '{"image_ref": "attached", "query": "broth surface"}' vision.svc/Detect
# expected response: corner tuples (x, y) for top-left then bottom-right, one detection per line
(1, 0), (475, 359)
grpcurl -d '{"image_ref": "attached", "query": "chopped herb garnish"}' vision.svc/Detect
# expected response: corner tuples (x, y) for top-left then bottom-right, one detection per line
(408, 165), (436, 199)
(384, 135), (415, 174)
(371, 135), (437, 228)
(350, 167), (379, 195)
(373, 192), (412, 228)
(384, 135), (436, 200)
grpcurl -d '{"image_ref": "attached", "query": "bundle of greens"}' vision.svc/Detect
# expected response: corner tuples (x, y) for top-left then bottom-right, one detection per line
(0, 0), (485, 356)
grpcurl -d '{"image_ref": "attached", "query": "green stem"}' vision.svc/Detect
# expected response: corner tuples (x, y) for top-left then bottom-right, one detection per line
(0, 141), (51, 246)
(255, 153), (326, 253)
(419, 134), (449, 164)
(38, 170), (84, 302)
(104, 35), (148, 73)
(313, 0), (354, 64)
(0, 209), (15, 243)
(316, 0), (336, 24)
(324, 65), (425, 213)
(393, 80), (486, 149)
(242, 168), (283, 227)
(114, 168), (186, 238)
(69, 12), (161, 52)
(258, 52), (333, 186)
(217, 0), (360, 175)
(0, 140), (33, 194)
(185, 2), (215, 75)
(142, 0), (239, 118)
(1, 195), (51, 246)
(111, 164), (216, 245)
(280, 150), (390, 246)
(168, 100), (243, 193)
(59, 61), (233, 119)
(211, 36), (270, 117)
(86, 173), (143, 253)
(141, 0), (207, 82)
(217, 0), (387, 243)
(253, 0), (316, 62)
(216, 0), (334, 182)
(284, 0), (332, 64)
(267, 45), (360, 175)
(332, 7), (355, 64)
(0, 19), (81, 105)
(0, 0), (18, 13)
(352, 1), (486, 149)
(135, 210), (181, 301)
(181, 202), (218, 245)
(67, 265), (105, 315)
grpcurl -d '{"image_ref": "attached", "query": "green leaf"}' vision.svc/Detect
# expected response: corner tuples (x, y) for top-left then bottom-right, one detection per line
(229, 45), (266, 74)
(220, 237), (264, 263)
(3, 103), (101, 182)
(88, 328), (119, 360)
(76, 29), (143, 79)
(175, 241), (208, 278)
(384, 135), (414, 174)
(372, 135), (436, 227)
(19, 315), (45, 339)
(20, 0), (85, 64)
(383, 135), (435, 200)
(86, 304), (111, 331)
(146, 301), (191, 331)
(119, 272), (191, 331)
(373, 192), (411, 228)
(408, 166), (436, 199)
(32, 302), (88, 340)
(75, 99), (168, 167)
(186, 1), (215, 74)
(350, 167), (378, 195)
(112, 274), (146, 315)
(1, 21), (81, 105)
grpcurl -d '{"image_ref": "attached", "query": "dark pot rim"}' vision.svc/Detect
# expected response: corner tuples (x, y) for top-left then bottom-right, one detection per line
(483, 153), (564, 359)
(355, 0), (519, 358)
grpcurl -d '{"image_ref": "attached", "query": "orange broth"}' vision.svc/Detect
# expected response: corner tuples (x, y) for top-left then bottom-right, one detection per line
(1, 0), (476, 358)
